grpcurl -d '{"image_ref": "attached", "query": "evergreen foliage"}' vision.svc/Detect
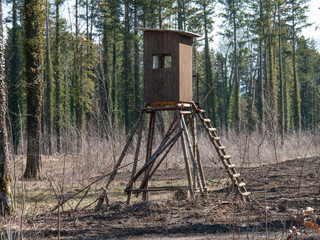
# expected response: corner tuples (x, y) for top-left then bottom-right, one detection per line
(5, 0), (23, 154)
(1, 0), (319, 160)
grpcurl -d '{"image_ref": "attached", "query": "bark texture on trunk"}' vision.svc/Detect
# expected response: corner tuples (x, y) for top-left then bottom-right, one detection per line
(0, 1), (14, 215)
(23, 0), (44, 179)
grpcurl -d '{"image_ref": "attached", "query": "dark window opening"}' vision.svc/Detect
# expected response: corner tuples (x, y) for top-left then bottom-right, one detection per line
(152, 54), (172, 69)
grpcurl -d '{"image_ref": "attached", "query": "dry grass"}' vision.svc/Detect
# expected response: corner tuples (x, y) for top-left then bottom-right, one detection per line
(9, 128), (320, 212)
(2, 126), (319, 239)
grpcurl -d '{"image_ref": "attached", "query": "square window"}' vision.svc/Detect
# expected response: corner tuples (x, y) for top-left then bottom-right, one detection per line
(152, 54), (171, 69)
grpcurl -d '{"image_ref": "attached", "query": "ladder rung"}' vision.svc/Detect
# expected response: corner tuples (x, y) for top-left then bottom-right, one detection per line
(198, 109), (206, 113)
(232, 173), (240, 178)
(180, 111), (192, 114)
(212, 136), (221, 141)
(241, 192), (250, 196)
(227, 164), (235, 168)
(207, 128), (216, 132)
(217, 146), (225, 150)
(237, 182), (246, 187)
(222, 155), (231, 159)
(202, 118), (211, 122)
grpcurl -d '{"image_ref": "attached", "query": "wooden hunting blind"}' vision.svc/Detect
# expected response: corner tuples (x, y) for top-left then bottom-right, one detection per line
(139, 28), (201, 105)
(96, 29), (251, 209)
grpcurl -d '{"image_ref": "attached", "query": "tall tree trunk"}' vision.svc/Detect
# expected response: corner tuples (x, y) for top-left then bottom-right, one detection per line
(248, 53), (256, 132)
(159, 0), (162, 28)
(44, 0), (53, 155)
(257, 0), (265, 133)
(283, 56), (289, 132)
(232, 0), (240, 134)
(100, 0), (109, 134)
(134, 0), (140, 120)
(23, 0), (44, 179)
(266, 5), (273, 99)
(0, 2), (14, 215)
(223, 54), (229, 133)
(292, 9), (301, 133)
(177, 0), (186, 30)
(122, 0), (132, 133)
(7, 0), (22, 154)
(278, 1), (284, 143)
(112, 30), (117, 125)
(203, 3), (217, 126)
(266, 2), (277, 129)
(178, 0), (183, 30)
(54, 0), (62, 153)
(74, 0), (83, 151)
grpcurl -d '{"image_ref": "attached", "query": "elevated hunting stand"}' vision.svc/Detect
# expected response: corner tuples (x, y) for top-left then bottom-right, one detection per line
(99, 29), (250, 207)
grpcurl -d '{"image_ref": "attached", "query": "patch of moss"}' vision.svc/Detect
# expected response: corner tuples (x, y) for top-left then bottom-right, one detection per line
(0, 174), (13, 194)
(0, 174), (14, 216)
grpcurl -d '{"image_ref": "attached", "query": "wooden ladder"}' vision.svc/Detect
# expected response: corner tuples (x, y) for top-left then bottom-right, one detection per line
(193, 103), (251, 202)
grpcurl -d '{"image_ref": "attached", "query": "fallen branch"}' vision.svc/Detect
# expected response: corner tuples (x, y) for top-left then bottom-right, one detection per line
(81, 198), (99, 211)
(48, 162), (134, 214)
(74, 186), (91, 212)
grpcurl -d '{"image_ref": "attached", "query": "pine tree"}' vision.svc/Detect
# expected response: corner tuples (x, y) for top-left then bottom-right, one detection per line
(219, 0), (248, 132)
(215, 51), (230, 132)
(287, 0), (310, 133)
(121, 0), (134, 133)
(98, 0), (122, 129)
(256, 0), (265, 132)
(74, 0), (83, 150)
(231, 0), (241, 133)
(23, 0), (45, 179)
(282, 41), (293, 132)
(53, 0), (64, 152)
(278, 0), (284, 143)
(133, 0), (142, 121)
(5, 0), (23, 154)
(141, 0), (158, 28)
(195, 0), (217, 126)
(264, 0), (278, 134)
(297, 37), (318, 130)
(44, 0), (53, 155)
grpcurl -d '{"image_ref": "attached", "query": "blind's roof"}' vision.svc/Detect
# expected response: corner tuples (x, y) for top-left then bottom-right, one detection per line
(137, 28), (201, 38)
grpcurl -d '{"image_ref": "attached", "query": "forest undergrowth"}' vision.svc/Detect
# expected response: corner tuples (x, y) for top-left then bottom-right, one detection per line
(1, 128), (320, 239)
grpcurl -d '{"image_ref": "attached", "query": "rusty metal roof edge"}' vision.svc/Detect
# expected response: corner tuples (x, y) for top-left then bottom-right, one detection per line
(136, 28), (201, 38)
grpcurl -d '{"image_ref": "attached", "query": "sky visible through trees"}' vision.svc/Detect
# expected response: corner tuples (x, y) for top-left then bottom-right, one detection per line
(4, 0), (320, 50)
(1, 0), (320, 171)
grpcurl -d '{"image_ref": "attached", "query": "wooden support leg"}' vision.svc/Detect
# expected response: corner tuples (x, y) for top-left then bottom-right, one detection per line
(180, 115), (203, 195)
(140, 113), (179, 200)
(126, 116), (144, 204)
(190, 114), (207, 194)
(180, 120), (195, 202)
(143, 112), (156, 201)
(138, 130), (182, 194)
(125, 129), (183, 194)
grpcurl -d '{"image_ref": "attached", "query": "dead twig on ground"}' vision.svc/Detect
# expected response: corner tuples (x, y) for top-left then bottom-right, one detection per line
(48, 162), (133, 214)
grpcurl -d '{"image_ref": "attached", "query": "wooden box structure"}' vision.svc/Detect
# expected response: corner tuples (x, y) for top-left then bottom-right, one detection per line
(139, 28), (201, 105)
(95, 29), (251, 209)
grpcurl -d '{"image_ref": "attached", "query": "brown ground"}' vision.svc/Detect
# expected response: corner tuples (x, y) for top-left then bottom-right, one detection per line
(8, 156), (320, 239)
